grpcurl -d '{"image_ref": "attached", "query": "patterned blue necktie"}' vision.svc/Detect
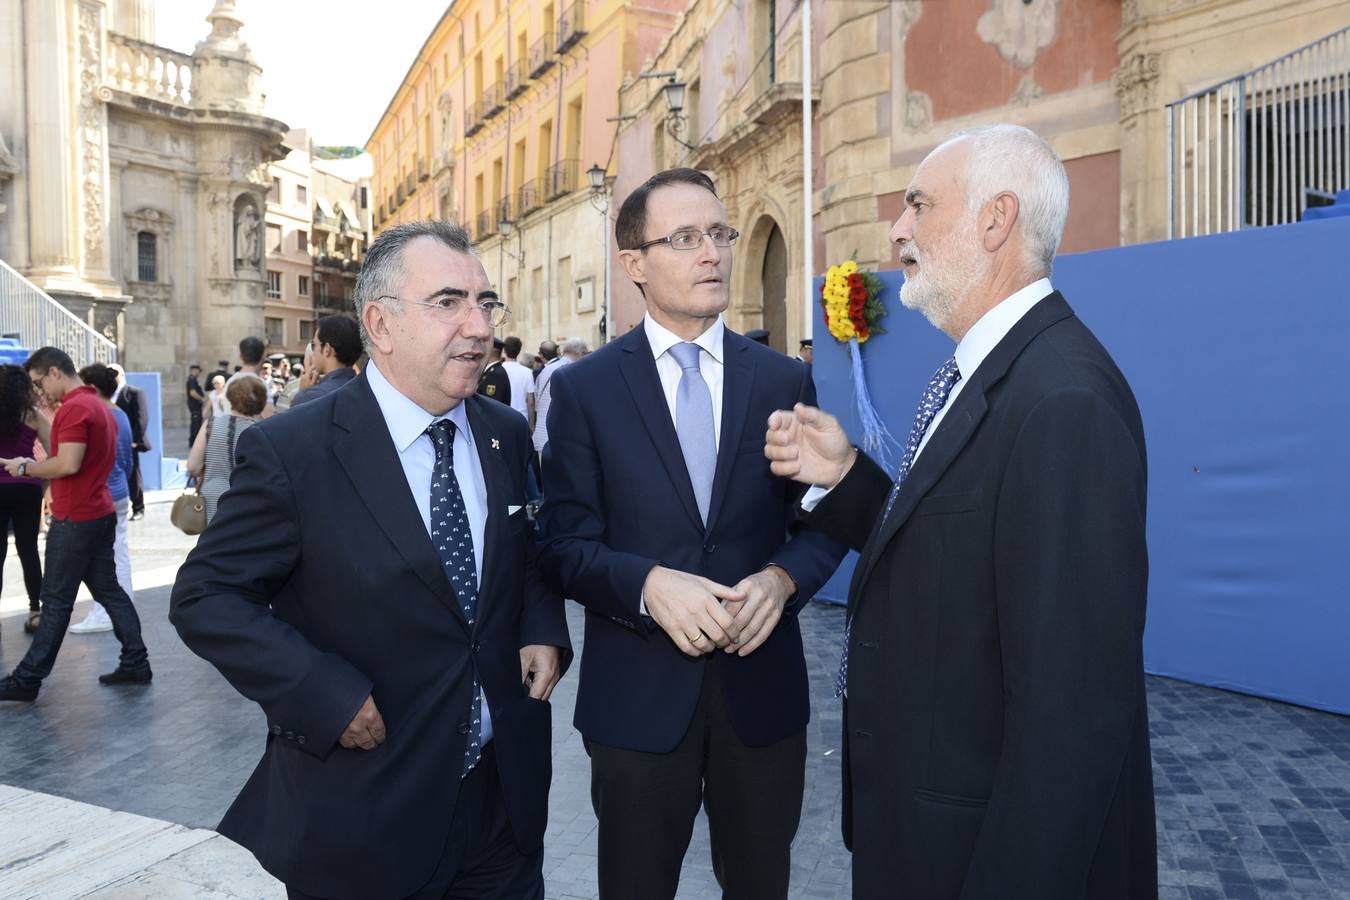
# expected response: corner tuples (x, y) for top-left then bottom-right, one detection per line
(669, 341), (716, 524)
(835, 357), (962, 698)
(426, 419), (483, 776)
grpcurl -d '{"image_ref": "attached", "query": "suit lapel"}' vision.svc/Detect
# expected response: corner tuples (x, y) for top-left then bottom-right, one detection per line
(705, 331), (754, 536)
(616, 329), (705, 532)
(851, 292), (1077, 602)
(331, 374), (466, 623)
(465, 396), (510, 622)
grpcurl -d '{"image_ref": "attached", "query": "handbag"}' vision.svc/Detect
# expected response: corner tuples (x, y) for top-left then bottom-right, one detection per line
(171, 414), (213, 535)
(170, 486), (206, 535)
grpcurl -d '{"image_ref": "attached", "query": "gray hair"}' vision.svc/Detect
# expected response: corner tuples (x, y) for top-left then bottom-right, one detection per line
(559, 337), (589, 357)
(353, 220), (476, 349)
(936, 123), (1069, 277)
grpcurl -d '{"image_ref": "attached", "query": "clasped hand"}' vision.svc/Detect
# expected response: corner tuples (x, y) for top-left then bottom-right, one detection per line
(642, 565), (795, 658)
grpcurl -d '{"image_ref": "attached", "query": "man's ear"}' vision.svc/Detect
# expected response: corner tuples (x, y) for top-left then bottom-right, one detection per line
(361, 302), (396, 357)
(617, 247), (648, 289)
(981, 191), (1019, 253)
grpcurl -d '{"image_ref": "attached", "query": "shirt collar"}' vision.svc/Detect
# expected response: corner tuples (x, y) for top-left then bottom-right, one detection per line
(365, 360), (473, 455)
(643, 313), (725, 364)
(953, 278), (1054, 381)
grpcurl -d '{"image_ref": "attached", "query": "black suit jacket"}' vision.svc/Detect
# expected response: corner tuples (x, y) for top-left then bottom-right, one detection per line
(169, 373), (571, 900)
(537, 326), (846, 753)
(116, 383), (147, 447)
(809, 293), (1156, 899)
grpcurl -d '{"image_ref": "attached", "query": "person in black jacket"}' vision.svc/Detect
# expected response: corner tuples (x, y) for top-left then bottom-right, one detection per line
(109, 363), (148, 520)
(476, 338), (512, 407)
(766, 124), (1156, 899)
(170, 220), (570, 900)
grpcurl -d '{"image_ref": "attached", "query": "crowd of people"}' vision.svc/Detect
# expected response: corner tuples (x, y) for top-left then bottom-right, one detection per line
(2, 122), (1158, 900)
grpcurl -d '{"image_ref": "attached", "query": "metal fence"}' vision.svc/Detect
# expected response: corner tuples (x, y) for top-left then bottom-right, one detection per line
(0, 258), (117, 367)
(1168, 25), (1350, 238)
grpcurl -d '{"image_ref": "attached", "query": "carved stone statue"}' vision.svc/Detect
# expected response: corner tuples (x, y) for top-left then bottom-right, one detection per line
(234, 203), (260, 269)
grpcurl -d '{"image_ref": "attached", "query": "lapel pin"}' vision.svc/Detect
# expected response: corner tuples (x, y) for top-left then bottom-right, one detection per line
(491, 438), (500, 450)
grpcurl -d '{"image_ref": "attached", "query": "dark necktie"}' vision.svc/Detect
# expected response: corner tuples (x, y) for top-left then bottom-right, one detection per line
(835, 357), (962, 698)
(426, 419), (483, 776)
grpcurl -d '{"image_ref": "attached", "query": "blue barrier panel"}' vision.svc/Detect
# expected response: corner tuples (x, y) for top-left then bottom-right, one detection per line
(812, 216), (1350, 714)
(127, 372), (163, 491)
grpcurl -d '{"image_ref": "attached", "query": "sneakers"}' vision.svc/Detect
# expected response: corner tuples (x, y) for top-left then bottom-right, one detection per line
(69, 605), (114, 634)
(129, 510), (145, 521)
(0, 676), (38, 702)
(98, 666), (152, 686)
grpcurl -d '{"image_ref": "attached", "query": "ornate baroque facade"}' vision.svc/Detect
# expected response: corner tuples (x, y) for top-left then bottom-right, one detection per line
(0, 0), (287, 424)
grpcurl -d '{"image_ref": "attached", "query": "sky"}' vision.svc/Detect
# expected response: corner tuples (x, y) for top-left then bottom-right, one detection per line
(155, 0), (451, 148)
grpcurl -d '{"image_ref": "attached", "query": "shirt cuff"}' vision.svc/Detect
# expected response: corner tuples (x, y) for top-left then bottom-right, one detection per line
(800, 483), (832, 513)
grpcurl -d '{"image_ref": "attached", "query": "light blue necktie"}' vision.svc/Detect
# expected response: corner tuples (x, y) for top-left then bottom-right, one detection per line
(426, 419), (484, 776)
(669, 341), (716, 524)
(836, 357), (962, 698)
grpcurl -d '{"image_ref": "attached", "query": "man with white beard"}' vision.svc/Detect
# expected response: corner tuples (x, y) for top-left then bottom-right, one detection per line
(765, 124), (1156, 899)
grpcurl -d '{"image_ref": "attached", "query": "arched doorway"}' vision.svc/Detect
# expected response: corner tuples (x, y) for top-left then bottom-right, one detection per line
(760, 222), (787, 353)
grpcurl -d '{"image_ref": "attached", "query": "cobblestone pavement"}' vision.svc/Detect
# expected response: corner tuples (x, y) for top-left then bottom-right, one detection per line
(2, 508), (1349, 898)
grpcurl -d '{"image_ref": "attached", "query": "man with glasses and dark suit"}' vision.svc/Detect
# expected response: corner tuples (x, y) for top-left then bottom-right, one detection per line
(171, 220), (570, 900)
(537, 168), (846, 900)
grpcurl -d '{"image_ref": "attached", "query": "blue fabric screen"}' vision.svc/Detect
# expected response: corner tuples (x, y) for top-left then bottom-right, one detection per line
(810, 216), (1350, 715)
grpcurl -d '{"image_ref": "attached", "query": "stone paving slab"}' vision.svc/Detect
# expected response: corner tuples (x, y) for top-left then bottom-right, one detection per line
(3, 562), (1350, 898)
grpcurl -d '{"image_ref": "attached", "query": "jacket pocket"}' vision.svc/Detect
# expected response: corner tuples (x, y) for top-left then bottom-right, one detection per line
(914, 787), (989, 808)
(911, 490), (982, 518)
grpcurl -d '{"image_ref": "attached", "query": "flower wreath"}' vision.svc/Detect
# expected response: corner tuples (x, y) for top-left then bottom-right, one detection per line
(819, 257), (898, 465)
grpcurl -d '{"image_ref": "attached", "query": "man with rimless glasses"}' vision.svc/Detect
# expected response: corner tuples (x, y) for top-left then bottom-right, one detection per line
(537, 168), (846, 899)
(171, 220), (570, 900)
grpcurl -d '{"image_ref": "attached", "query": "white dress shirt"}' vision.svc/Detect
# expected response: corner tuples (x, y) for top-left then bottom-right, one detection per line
(803, 279), (1055, 508)
(366, 360), (493, 747)
(644, 312), (726, 447)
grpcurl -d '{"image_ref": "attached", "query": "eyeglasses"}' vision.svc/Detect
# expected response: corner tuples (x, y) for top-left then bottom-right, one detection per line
(636, 226), (740, 252)
(375, 293), (512, 328)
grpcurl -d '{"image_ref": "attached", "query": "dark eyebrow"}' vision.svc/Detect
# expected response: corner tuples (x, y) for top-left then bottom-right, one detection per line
(905, 189), (932, 207)
(417, 287), (500, 302)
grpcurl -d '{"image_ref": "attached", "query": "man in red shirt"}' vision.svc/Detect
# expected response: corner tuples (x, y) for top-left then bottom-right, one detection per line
(0, 347), (151, 702)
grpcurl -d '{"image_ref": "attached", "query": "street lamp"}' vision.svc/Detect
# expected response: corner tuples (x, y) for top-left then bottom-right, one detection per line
(588, 163), (615, 344)
(640, 71), (696, 151)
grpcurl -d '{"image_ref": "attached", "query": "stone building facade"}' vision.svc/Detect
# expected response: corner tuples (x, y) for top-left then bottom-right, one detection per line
(615, 0), (816, 351)
(815, 0), (1350, 272)
(367, 0), (689, 350)
(0, 0), (287, 425)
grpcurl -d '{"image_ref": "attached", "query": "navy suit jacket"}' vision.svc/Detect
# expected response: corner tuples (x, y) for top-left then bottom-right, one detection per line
(169, 373), (570, 900)
(537, 325), (846, 753)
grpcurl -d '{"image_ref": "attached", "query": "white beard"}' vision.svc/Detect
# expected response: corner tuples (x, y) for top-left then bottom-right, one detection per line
(898, 215), (989, 332)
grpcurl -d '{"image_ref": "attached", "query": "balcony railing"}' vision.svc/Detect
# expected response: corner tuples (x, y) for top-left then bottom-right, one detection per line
(0, 259), (117, 368)
(483, 82), (505, 119)
(557, 4), (587, 53)
(1167, 24), (1350, 237)
(529, 33), (557, 77)
(546, 159), (580, 200)
(507, 59), (529, 99)
(475, 210), (492, 243)
(107, 34), (192, 107)
(516, 179), (542, 218)
(465, 107), (484, 137)
(418, 159), (428, 182)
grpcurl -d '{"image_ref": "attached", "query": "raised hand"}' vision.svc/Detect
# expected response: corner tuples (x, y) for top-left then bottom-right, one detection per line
(764, 403), (857, 487)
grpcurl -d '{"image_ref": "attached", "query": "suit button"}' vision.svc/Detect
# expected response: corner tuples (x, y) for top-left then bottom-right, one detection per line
(270, 725), (281, 736)
(458, 722), (471, 735)
(285, 731), (294, 741)
(297, 736), (306, 745)
(703, 543), (717, 553)
(471, 641), (481, 654)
